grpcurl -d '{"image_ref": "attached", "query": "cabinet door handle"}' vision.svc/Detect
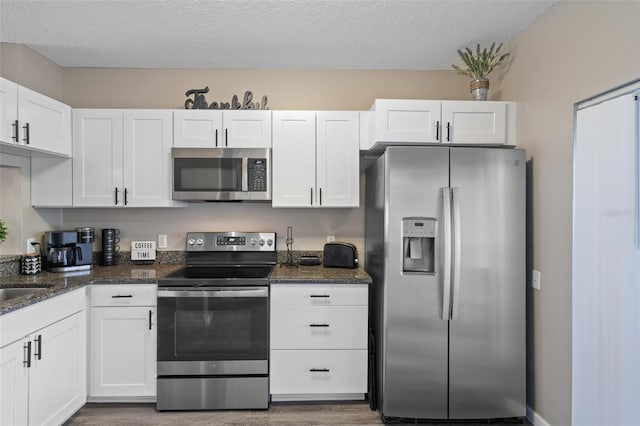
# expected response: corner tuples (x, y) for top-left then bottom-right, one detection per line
(114, 187), (119, 205)
(319, 188), (322, 206)
(112, 294), (133, 298)
(11, 120), (19, 142)
(446, 122), (451, 142)
(34, 334), (42, 360)
(215, 129), (219, 147)
(124, 188), (128, 206)
(435, 120), (440, 141)
(309, 294), (330, 298)
(149, 309), (153, 330)
(309, 323), (330, 328)
(22, 122), (30, 144)
(225, 128), (228, 147)
(310, 188), (313, 206)
(23, 341), (31, 368)
(309, 368), (330, 372)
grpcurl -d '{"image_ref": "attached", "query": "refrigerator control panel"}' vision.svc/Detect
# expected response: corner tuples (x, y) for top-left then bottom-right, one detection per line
(402, 217), (436, 273)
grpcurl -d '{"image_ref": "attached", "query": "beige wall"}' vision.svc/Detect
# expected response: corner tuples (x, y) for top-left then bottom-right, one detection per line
(497, 1), (640, 425)
(0, 43), (64, 101)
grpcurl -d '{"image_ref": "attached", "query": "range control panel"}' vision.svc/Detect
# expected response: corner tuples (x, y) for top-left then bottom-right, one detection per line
(185, 232), (276, 252)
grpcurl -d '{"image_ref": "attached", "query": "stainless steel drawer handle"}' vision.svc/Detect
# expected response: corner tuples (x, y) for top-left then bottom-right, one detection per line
(309, 368), (330, 372)
(309, 324), (329, 328)
(112, 294), (133, 298)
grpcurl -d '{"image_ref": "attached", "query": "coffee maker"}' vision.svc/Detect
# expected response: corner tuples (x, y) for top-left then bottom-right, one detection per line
(44, 231), (93, 272)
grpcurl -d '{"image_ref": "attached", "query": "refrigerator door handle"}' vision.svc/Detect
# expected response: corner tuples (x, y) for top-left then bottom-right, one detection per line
(441, 187), (452, 320)
(451, 187), (462, 320)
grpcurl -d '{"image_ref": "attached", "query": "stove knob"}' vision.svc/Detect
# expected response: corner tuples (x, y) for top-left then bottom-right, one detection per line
(187, 238), (196, 246)
(259, 239), (265, 246)
(267, 239), (273, 246)
(196, 238), (204, 246)
(251, 238), (257, 246)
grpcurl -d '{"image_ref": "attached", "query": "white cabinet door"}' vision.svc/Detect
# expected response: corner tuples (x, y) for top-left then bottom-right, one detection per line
(28, 312), (86, 426)
(89, 306), (157, 399)
(442, 101), (507, 145)
(73, 109), (123, 206)
(123, 110), (174, 207)
(0, 338), (29, 426)
(173, 110), (222, 147)
(17, 85), (72, 156)
(222, 110), (271, 148)
(272, 111), (317, 207)
(173, 110), (271, 148)
(316, 112), (359, 207)
(0, 77), (19, 145)
(372, 99), (441, 144)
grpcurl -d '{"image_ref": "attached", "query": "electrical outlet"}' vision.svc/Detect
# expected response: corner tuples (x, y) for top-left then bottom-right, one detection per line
(532, 269), (541, 290)
(26, 238), (37, 254)
(158, 234), (168, 249)
(327, 235), (336, 242)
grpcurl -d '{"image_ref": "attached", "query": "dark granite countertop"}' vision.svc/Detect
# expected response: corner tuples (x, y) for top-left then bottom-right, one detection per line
(269, 264), (372, 284)
(0, 264), (183, 316)
(0, 262), (371, 316)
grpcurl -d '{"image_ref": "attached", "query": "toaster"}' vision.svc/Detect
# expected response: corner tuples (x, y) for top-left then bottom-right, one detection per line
(323, 242), (358, 269)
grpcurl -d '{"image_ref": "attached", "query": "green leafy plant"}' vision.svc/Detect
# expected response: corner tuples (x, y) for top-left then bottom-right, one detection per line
(452, 42), (510, 80)
(0, 219), (7, 244)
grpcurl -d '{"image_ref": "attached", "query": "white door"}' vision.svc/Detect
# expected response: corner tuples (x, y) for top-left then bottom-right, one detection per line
(173, 110), (222, 147)
(272, 111), (317, 207)
(316, 111), (359, 207)
(73, 109), (124, 206)
(441, 101), (507, 145)
(222, 110), (272, 148)
(123, 110), (174, 207)
(89, 307), (157, 398)
(17, 85), (72, 156)
(373, 99), (441, 144)
(0, 77), (19, 145)
(28, 312), (86, 426)
(0, 339), (29, 426)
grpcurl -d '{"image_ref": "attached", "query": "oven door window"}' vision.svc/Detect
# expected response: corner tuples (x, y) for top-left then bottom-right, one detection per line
(174, 158), (242, 192)
(158, 295), (268, 361)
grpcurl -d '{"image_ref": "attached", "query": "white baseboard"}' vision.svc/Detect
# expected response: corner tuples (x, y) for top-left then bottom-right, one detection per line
(527, 404), (551, 426)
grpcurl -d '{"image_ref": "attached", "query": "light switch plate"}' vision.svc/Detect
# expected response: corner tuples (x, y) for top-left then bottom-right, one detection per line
(158, 234), (168, 249)
(532, 269), (541, 290)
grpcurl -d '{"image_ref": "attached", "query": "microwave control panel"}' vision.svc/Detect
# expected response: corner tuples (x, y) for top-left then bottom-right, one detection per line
(248, 158), (267, 192)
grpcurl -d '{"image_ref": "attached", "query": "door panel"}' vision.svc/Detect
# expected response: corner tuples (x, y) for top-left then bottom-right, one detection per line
(381, 146), (449, 419)
(448, 147), (525, 419)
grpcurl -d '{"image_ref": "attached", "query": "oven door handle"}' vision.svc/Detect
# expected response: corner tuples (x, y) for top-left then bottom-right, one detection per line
(157, 288), (269, 298)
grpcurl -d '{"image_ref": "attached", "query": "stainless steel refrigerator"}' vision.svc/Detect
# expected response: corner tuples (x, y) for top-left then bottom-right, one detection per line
(365, 146), (525, 422)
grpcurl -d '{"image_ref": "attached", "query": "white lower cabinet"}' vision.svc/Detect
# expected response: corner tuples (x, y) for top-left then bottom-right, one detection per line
(0, 288), (86, 426)
(269, 283), (368, 401)
(88, 284), (157, 401)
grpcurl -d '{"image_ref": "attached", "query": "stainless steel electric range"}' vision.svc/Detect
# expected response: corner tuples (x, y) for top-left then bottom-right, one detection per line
(156, 231), (276, 411)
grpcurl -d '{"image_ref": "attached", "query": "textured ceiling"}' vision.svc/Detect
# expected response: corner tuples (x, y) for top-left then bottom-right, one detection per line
(0, 0), (556, 70)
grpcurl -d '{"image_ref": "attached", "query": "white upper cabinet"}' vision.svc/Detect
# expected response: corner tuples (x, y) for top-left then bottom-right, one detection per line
(73, 109), (176, 207)
(0, 77), (72, 156)
(173, 109), (271, 148)
(366, 99), (515, 151)
(272, 111), (359, 208)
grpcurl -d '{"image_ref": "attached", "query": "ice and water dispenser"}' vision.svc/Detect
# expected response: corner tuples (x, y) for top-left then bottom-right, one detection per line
(402, 217), (436, 273)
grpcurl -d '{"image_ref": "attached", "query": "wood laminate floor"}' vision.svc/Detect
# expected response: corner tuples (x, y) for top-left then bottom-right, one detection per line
(64, 403), (530, 426)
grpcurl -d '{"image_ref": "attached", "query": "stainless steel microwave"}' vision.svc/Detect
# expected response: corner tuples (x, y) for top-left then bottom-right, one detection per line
(171, 148), (271, 201)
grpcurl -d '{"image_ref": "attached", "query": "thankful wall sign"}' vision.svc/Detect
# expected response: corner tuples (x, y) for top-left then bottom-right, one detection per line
(184, 87), (269, 110)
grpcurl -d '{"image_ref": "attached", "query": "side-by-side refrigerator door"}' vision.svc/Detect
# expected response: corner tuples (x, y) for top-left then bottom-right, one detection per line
(381, 146), (450, 419)
(448, 147), (526, 419)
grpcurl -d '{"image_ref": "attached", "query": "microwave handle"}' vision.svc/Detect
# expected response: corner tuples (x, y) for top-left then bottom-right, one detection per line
(242, 158), (248, 192)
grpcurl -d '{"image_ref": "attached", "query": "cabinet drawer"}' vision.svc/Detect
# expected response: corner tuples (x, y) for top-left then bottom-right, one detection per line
(270, 306), (367, 349)
(90, 284), (156, 307)
(270, 284), (367, 306)
(270, 349), (367, 395)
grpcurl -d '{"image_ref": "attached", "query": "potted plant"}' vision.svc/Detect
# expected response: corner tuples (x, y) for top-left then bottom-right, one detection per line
(452, 42), (509, 101)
